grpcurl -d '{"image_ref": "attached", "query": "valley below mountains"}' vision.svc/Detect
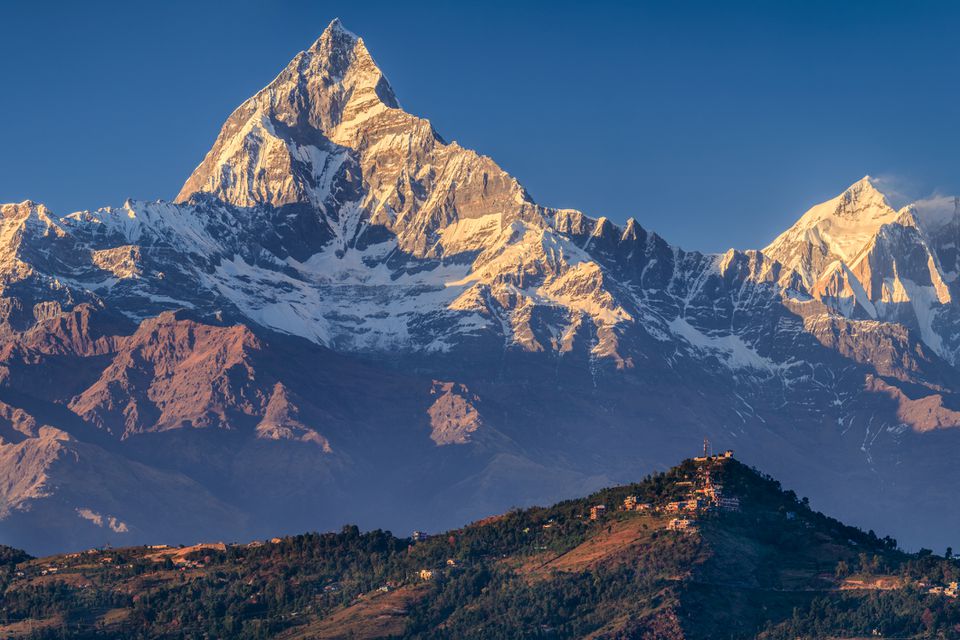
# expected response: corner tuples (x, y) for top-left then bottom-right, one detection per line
(2, 19), (960, 557)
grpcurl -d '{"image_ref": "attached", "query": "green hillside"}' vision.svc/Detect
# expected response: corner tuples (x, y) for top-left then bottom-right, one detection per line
(2, 456), (959, 639)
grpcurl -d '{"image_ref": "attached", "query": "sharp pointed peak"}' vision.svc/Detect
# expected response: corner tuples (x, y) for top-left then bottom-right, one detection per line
(310, 18), (361, 52)
(324, 18), (357, 39)
(827, 175), (895, 214)
(763, 174), (908, 269)
(175, 17), (401, 205)
(845, 175), (884, 195)
(300, 19), (393, 102)
(325, 17), (351, 34)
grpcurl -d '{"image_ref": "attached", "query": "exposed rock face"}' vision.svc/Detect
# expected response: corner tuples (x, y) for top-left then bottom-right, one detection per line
(866, 375), (960, 432)
(256, 383), (333, 450)
(428, 381), (482, 446)
(3, 20), (960, 554)
(69, 312), (266, 438)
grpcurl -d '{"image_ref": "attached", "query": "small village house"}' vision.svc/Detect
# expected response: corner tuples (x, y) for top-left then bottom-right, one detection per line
(667, 518), (695, 532)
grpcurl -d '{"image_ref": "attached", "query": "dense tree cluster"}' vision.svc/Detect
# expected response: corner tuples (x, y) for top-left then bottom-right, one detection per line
(761, 590), (960, 639)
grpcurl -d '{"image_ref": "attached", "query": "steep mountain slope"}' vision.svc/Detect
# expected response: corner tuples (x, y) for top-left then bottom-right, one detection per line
(765, 177), (958, 362)
(3, 456), (959, 639)
(2, 19), (960, 556)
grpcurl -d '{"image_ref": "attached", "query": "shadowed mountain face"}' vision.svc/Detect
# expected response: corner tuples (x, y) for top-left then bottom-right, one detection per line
(2, 20), (960, 555)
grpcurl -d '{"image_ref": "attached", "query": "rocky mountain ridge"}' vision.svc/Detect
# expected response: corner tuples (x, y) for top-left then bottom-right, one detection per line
(2, 19), (960, 555)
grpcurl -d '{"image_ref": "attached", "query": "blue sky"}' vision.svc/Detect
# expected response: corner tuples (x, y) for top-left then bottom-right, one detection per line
(1, 0), (957, 251)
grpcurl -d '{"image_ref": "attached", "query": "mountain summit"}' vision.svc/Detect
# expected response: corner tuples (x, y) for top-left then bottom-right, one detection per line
(176, 18), (399, 209)
(765, 175), (955, 357)
(1, 22), (960, 556)
(764, 176), (900, 285)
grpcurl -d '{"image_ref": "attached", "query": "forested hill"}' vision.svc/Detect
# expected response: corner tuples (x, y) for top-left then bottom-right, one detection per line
(2, 456), (960, 639)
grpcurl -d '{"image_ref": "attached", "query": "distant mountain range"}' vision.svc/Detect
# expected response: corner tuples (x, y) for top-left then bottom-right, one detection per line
(4, 456), (958, 639)
(2, 19), (960, 555)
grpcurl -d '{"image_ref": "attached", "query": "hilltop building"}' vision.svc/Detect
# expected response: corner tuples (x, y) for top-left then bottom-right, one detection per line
(667, 518), (695, 532)
(660, 441), (742, 525)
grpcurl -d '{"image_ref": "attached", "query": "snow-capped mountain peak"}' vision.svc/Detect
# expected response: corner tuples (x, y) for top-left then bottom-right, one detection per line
(8, 19), (960, 558)
(764, 176), (901, 284)
(757, 176), (960, 362)
(174, 18), (400, 209)
(313, 17), (359, 48)
(306, 18), (388, 90)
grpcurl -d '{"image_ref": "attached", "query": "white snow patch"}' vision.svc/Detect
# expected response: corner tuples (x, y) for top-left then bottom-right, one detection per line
(669, 317), (776, 372)
(76, 508), (129, 533)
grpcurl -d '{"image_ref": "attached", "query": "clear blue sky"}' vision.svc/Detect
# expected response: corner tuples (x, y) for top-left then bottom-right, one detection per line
(2, 0), (958, 252)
